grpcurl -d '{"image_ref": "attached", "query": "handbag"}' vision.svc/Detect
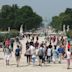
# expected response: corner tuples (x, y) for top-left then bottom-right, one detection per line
(24, 52), (27, 56)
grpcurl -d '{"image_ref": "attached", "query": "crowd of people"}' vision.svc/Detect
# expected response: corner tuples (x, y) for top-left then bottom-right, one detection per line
(25, 35), (72, 69)
(1, 35), (72, 69)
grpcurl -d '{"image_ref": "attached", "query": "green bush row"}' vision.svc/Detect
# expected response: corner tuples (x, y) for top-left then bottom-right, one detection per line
(0, 31), (19, 42)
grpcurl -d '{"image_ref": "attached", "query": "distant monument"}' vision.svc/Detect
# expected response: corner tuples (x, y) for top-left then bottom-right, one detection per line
(20, 24), (23, 35)
(63, 25), (66, 33)
(67, 25), (69, 32)
(8, 27), (10, 32)
(63, 25), (66, 35)
(48, 26), (53, 35)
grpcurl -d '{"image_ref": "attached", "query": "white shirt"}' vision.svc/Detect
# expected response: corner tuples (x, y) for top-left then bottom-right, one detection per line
(47, 48), (52, 56)
(66, 51), (71, 59)
(30, 45), (35, 55)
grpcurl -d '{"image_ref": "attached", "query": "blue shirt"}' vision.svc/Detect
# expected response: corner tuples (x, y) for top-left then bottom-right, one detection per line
(15, 48), (21, 53)
(58, 48), (64, 53)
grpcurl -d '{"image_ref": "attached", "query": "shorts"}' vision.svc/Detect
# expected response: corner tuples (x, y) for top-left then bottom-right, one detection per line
(4, 54), (10, 60)
(39, 56), (43, 60)
(67, 59), (70, 65)
(16, 56), (21, 61)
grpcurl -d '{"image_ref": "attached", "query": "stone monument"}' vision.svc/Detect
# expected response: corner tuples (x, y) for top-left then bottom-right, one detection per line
(63, 24), (66, 35)
(63, 25), (65, 33)
(67, 25), (69, 32)
(8, 27), (10, 32)
(20, 24), (23, 36)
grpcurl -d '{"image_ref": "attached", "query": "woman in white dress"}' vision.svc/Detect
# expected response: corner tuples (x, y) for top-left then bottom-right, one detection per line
(4, 47), (12, 65)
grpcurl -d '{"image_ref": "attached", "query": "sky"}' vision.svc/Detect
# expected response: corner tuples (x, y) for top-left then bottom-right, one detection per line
(0, 0), (72, 22)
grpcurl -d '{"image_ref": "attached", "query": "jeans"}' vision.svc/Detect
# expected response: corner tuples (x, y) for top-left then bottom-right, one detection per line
(42, 56), (45, 63)
(32, 57), (36, 64)
(27, 55), (31, 63)
(47, 56), (51, 63)
(58, 53), (62, 63)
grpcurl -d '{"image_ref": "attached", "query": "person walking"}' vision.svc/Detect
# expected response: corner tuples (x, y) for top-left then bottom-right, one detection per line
(42, 46), (46, 64)
(58, 45), (64, 63)
(5, 38), (11, 48)
(25, 47), (31, 65)
(36, 36), (39, 41)
(4, 47), (12, 65)
(32, 48), (36, 65)
(15, 45), (21, 67)
(38, 45), (43, 66)
(52, 46), (58, 63)
(47, 47), (52, 63)
(34, 41), (39, 49)
(48, 43), (53, 61)
(66, 49), (71, 69)
(18, 41), (22, 54)
(68, 41), (71, 50)
(26, 41), (30, 50)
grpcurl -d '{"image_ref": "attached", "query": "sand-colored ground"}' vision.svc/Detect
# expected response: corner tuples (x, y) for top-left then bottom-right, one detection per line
(0, 37), (72, 72)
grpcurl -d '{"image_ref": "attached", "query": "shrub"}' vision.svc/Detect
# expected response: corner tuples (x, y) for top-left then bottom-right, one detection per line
(66, 30), (72, 38)
(0, 30), (19, 42)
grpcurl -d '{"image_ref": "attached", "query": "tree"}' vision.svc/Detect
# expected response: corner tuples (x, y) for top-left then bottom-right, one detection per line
(0, 4), (43, 31)
(51, 8), (72, 31)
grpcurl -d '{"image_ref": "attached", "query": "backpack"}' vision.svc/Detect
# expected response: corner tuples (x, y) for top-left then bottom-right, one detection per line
(15, 49), (20, 56)
(38, 48), (43, 56)
(9, 48), (12, 53)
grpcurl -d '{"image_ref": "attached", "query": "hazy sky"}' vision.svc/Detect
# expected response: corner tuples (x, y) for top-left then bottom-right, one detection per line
(0, 0), (72, 21)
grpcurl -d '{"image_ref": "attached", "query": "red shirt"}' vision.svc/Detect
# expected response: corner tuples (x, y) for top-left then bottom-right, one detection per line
(5, 39), (10, 47)
(68, 43), (70, 49)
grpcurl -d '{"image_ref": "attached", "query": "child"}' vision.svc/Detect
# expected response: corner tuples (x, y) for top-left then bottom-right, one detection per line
(66, 49), (71, 69)
(52, 46), (57, 63)
(15, 45), (21, 67)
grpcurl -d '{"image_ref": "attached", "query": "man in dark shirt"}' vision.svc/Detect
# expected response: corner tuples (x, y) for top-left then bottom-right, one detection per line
(34, 41), (39, 49)
(30, 40), (34, 46)
(58, 46), (64, 63)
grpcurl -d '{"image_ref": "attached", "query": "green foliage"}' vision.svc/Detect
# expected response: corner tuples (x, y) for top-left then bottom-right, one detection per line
(51, 8), (72, 31)
(0, 30), (19, 42)
(0, 33), (10, 42)
(0, 34), (5, 42)
(66, 30), (72, 38)
(0, 4), (43, 31)
(9, 30), (19, 38)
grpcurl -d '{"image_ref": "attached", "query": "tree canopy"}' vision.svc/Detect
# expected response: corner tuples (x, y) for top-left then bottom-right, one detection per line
(0, 4), (43, 31)
(50, 8), (72, 31)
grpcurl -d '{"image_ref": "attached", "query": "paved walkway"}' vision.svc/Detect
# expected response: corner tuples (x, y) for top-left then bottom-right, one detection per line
(0, 37), (72, 72)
